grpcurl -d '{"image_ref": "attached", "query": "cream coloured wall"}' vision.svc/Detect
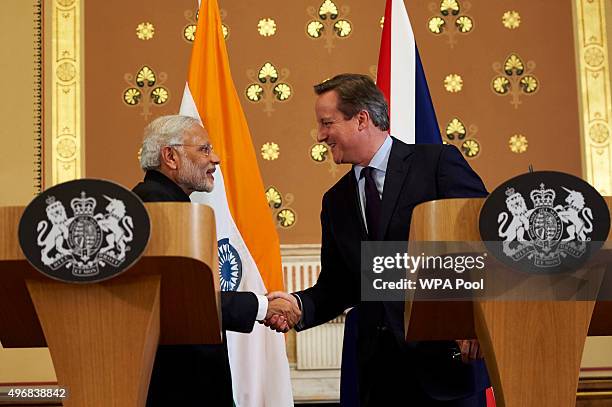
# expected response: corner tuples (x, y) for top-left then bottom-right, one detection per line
(0, 0), (55, 383)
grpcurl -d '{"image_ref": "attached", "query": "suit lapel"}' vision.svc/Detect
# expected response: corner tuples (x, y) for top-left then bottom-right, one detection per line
(379, 138), (415, 239)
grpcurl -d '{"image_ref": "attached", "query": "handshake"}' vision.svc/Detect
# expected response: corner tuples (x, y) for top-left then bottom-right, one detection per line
(261, 291), (301, 333)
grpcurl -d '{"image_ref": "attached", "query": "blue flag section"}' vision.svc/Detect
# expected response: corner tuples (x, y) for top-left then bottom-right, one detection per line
(415, 46), (443, 144)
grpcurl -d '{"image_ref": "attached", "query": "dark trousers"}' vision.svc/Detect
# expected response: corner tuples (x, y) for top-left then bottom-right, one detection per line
(361, 328), (487, 407)
(146, 344), (234, 407)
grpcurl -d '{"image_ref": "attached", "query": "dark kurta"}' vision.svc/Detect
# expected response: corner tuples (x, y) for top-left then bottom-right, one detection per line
(133, 170), (258, 407)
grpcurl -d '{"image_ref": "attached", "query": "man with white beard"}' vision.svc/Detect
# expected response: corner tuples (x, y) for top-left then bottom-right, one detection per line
(132, 115), (300, 406)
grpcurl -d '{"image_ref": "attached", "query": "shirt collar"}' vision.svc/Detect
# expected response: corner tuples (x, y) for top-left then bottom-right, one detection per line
(353, 135), (393, 179)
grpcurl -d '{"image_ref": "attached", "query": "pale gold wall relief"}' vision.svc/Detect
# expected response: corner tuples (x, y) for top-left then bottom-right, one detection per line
(574, 0), (612, 195)
(51, 0), (83, 185)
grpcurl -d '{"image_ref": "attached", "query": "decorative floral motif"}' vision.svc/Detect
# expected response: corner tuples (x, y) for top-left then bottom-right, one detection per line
(56, 62), (76, 82)
(184, 25), (197, 42)
(266, 187), (282, 208)
(380, 16), (385, 29)
(589, 123), (610, 144)
(277, 209), (296, 228)
(502, 11), (521, 29)
(261, 142), (280, 160)
(136, 22), (155, 40)
(446, 118), (466, 140)
(445, 118), (480, 158)
(306, 0), (352, 53)
(444, 74), (463, 93)
(246, 62), (292, 116)
(246, 84), (264, 101)
(492, 53), (539, 108)
(584, 47), (605, 67)
(258, 18), (277, 36)
(509, 134), (528, 153)
(461, 139), (480, 157)
(309, 129), (339, 176)
(428, 0), (473, 48)
(123, 66), (169, 120)
(266, 187), (297, 228)
(310, 144), (328, 162)
(57, 138), (76, 159)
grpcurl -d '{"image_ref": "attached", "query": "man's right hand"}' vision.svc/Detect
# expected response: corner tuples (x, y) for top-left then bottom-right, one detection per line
(262, 292), (301, 333)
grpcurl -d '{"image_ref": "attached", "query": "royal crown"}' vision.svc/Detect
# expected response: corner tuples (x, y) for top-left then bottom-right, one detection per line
(505, 187), (522, 205)
(70, 191), (96, 216)
(45, 196), (64, 214)
(530, 183), (555, 208)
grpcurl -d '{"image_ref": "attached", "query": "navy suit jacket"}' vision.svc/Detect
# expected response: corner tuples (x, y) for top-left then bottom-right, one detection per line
(295, 138), (489, 404)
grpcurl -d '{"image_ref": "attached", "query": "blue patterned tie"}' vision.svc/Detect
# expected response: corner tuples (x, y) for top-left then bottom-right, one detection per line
(360, 167), (382, 240)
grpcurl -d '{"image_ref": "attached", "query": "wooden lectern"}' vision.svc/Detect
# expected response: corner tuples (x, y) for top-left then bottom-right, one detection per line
(0, 203), (221, 406)
(406, 197), (612, 407)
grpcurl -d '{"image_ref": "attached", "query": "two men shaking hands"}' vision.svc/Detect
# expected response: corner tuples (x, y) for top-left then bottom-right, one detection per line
(262, 291), (301, 333)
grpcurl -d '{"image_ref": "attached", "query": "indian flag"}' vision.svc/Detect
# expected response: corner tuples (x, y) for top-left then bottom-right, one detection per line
(179, 0), (293, 406)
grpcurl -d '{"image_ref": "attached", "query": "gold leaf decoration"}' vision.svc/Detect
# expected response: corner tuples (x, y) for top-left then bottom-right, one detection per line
(504, 54), (524, 75)
(379, 16), (384, 28)
(520, 76), (538, 93)
(319, 0), (339, 19)
(461, 139), (480, 158)
(222, 24), (229, 39)
(151, 87), (168, 104)
(428, 17), (445, 34)
(455, 16), (473, 33)
(136, 22), (155, 40)
(123, 88), (141, 105)
(266, 187), (282, 208)
(261, 142), (280, 160)
(258, 18), (277, 36)
(277, 209), (296, 228)
(440, 0), (460, 16)
(310, 144), (328, 162)
(589, 123), (610, 144)
(509, 134), (528, 153)
(307, 21), (324, 38)
(258, 62), (278, 83)
(273, 83), (292, 101)
(246, 84), (264, 101)
(334, 20), (352, 37)
(446, 118), (466, 140)
(444, 74), (463, 93)
(492, 76), (510, 94)
(502, 11), (521, 29)
(184, 25), (197, 42)
(136, 66), (156, 87)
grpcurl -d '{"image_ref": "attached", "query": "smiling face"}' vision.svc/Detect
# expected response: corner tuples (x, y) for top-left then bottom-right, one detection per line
(315, 90), (364, 165)
(174, 124), (220, 193)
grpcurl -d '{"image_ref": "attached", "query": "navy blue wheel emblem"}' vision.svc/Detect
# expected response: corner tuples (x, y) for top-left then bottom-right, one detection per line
(218, 238), (243, 291)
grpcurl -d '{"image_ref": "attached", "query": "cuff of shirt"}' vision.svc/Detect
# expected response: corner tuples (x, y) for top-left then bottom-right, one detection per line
(255, 294), (269, 321)
(291, 293), (305, 330)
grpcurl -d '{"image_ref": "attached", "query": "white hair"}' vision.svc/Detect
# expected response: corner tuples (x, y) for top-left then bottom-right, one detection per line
(139, 115), (203, 171)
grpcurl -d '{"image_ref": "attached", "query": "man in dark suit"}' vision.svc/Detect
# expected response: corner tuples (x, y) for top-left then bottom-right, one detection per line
(133, 115), (300, 406)
(266, 74), (489, 406)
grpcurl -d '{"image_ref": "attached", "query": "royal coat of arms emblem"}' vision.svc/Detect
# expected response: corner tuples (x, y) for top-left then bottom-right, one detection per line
(19, 179), (150, 283)
(480, 171), (610, 274)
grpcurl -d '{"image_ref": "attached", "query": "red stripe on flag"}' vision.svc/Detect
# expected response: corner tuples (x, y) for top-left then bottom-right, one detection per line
(377, 0), (392, 109)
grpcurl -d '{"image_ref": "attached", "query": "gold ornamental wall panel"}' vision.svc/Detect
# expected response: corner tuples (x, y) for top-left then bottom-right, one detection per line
(51, 0), (84, 185)
(573, 0), (612, 195)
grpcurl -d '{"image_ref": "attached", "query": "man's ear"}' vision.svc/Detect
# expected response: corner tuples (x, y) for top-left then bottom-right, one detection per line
(356, 110), (370, 131)
(160, 146), (179, 170)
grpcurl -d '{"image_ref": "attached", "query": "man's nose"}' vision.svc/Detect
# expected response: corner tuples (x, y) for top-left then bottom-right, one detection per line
(210, 151), (221, 164)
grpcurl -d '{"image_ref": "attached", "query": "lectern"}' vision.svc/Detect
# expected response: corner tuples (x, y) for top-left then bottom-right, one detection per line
(405, 197), (612, 407)
(0, 203), (221, 406)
